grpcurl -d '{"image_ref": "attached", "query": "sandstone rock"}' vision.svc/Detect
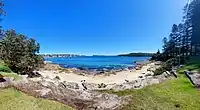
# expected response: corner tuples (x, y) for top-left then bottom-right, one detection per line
(62, 82), (79, 89)
(35, 88), (51, 98)
(53, 76), (61, 80)
(184, 71), (200, 88)
(13, 79), (127, 110)
(125, 79), (129, 83)
(0, 74), (6, 82)
(98, 83), (107, 88)
(138, 76), (143, 78)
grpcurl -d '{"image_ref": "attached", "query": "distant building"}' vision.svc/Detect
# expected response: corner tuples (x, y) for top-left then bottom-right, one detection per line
(41, 54), (83, 58)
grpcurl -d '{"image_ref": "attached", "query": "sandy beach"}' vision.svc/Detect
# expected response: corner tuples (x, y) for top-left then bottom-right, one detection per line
(38, 62), (157, 84)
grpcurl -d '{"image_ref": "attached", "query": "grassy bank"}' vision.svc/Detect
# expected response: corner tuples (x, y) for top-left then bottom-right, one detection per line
(103, 64), (200, 110)
(0, 62), (73, 110)
(0, 72), (74, 110)
(0, 88), (73, 110)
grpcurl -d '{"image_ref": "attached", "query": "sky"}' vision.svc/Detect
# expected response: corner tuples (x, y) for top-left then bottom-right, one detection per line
(1, 0), (187, 55)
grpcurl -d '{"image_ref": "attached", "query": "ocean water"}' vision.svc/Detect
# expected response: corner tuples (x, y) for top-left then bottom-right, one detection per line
(45, 56), (150, 70)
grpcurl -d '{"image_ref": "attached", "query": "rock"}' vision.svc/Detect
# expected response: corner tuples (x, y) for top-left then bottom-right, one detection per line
(128, 66), (135, 70)
(123, 68), (129, 71)
(35, 88), (51, 98)
(135, 67), (141, 70)
(166, 71), (171, 75)
(77, 73), (85, 76)
(53, 76), (60, 80)
(81, 81), (87, 90)
(155, 61), (162, 65)
(62, 82), (79, 89)
(138, 76), (143, 78)
(0, 77), (14, 88)
(28, 71), (42, 78)
(98, 83), (107, 88)
(0, 74), (6, 82)
(13, 78), (127, 110)
(125, 79), (129, 83)
(145, 71), (154, 77)
(184, 71), (200, 88)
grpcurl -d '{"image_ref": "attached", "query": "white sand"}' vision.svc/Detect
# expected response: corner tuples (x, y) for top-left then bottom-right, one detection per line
(38, 63), (156, 84)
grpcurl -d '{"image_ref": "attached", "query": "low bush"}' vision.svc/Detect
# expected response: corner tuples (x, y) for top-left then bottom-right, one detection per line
(0, 65), (12, 73)
(153, 58), (178, 76)
(153, 67), (166, 76)
(162, 58), (178, 70)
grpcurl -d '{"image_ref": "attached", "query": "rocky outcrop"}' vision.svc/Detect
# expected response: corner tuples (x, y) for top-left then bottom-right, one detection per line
(0, 77), (14, 88)
(184, 71), (200, 89)
(0, 76), (130, 110)
(0, 68), (174, 110)
(13, 78), (129, 110)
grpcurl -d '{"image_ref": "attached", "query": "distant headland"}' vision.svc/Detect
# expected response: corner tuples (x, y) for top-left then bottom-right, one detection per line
(41, 53), (154, 58)
(118, 52), (154, 57)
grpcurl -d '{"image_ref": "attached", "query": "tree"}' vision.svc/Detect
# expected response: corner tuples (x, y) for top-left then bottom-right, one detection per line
(0, 29), (44, 75)
(183, 0), (200, 56)
(162, 37), (168, 53)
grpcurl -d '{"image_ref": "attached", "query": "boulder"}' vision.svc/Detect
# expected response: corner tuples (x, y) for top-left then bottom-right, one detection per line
(0, 74), (6, 82)
(62, 81), (79, 89)
(53, 76), (61, 80)
(13, 78), (127, 110)
(184, 71), (200, 88)
(138, 76), (143, 78)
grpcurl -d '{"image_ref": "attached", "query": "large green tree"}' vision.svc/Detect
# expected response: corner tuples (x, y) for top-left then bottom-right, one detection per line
(0, 30), (44, 75)
(184, 0), (200, 56)
(0, 0), (5, 39)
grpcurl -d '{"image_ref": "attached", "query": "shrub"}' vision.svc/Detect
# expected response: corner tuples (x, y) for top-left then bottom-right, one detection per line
(0, 29), (44, 75)
(0, 65), (12, 73)
(153, 67), (166, 76)
(162, 58), (178, 71)
(153, 58), (179, 76)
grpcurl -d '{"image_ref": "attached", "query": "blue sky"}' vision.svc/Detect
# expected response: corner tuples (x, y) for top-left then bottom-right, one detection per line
(2, 0), (187, 55)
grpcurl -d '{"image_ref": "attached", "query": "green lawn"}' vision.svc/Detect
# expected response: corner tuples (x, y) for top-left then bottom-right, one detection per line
(103, 65), (200, 110)
(0, 88), (73, 110)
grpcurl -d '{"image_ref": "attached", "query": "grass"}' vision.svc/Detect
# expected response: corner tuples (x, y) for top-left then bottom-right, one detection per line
(0, 62), (73, 110)
(102, 64), (200, 110)
(0, 88), (73, 110)
(178, 63), (200, 74)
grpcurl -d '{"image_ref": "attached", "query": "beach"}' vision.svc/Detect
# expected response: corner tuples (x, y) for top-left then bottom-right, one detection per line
(38, 62), (158, 84)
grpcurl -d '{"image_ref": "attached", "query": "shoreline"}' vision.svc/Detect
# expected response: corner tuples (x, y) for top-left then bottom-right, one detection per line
(43, 60), (150, 75)
(38, 61), (159, 85)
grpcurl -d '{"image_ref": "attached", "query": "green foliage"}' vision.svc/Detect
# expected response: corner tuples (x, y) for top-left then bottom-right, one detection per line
(153, 0), (200, 63)
(178, 63), (200, 74)
(153, 67), (166, 76)
(118, 52), (153, 57)
(0, 65), (12, 73)
(102, 74), (200, 110)
(163, 58), (178, 70)
(153, 58), (178, 76)
(0, 61), (12, 73)
(0, 29), (44, 75)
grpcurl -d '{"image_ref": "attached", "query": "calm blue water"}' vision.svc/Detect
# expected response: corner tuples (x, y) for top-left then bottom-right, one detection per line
(45, 56), (149, 70)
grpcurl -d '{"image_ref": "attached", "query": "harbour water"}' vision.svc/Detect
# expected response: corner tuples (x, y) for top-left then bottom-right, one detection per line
(45, 56), (150, 71)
